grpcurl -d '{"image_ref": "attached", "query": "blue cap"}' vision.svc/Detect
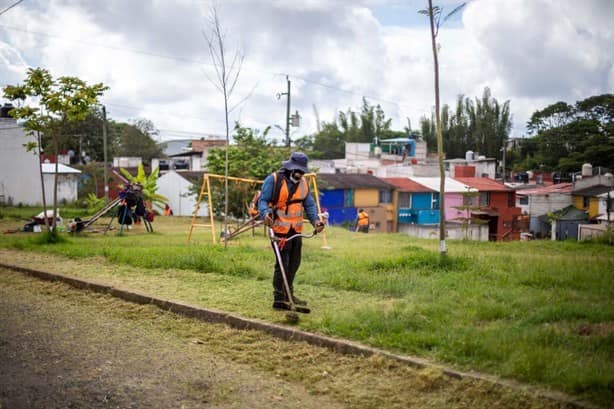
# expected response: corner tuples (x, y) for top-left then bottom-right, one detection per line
(282, 152), (309, 173)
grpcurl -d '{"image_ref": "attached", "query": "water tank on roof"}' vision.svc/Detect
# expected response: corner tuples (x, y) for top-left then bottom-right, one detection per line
(465, 150), (474, 161)
(582, 163), (592, 177)
(1, 103), (15, 118)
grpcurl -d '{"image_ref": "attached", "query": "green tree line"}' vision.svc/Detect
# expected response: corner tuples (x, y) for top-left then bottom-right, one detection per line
(51, 108), (163, 166)
(516, 93), (614, 174)
(419, 87), (512, 160)
(295, 97), (407, 159)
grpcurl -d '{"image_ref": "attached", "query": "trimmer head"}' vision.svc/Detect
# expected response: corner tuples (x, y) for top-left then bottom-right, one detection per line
(285, 311), (300, 324)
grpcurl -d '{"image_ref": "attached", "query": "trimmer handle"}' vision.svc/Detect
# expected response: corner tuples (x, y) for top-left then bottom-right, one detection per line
(268, 227), (317, 242)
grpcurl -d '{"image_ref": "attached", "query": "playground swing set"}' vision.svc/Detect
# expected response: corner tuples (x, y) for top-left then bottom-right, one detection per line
(69, 183), (155, 235)
(186, 173), (330, 248)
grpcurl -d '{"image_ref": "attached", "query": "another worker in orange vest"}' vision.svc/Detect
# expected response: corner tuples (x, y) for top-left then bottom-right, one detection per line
(356, 208), (369, 233)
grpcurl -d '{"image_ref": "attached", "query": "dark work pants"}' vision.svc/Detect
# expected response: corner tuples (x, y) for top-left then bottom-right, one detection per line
(272, 229), (302, 302)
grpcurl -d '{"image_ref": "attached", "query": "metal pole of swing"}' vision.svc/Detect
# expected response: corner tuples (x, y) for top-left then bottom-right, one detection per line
(102, 105), (109, 202)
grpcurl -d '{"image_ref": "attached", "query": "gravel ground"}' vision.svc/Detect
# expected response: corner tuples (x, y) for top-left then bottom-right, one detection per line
(0, 269), (344, 409)
(0, 267), (576, 409)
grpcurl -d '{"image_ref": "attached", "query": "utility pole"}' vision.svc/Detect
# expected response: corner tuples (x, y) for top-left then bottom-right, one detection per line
(102, 105), (109, 202)
(284, 76), (291, 147)
(277, 76), (291, 148)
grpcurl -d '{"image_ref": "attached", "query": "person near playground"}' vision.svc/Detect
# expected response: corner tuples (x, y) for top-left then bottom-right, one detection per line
(163, 203), (173, 216)
(356, 208), (369, 233)
(258, 152), (325, 311)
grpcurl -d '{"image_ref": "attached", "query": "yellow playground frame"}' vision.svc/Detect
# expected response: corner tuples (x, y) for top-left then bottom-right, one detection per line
(186, 173), (330, 248)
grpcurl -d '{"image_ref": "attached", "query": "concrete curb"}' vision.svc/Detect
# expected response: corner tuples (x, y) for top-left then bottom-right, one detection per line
(0, 262), (597, 409)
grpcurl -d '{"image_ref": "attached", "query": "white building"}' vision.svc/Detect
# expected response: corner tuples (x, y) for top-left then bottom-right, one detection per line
(154, 170), (209, 217)
(0, 113), (45, 205)
(515, 183), (573, 235)
(41, 163), (82, 204)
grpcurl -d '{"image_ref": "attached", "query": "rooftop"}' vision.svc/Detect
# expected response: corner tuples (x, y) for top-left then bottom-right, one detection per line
(455, 177), (512, 192)
(383, 177), (434, 193)
(317, 173), (394, 190)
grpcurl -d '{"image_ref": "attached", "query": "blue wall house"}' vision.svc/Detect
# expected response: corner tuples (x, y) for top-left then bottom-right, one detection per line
(383, 177), (439, 230)
(316, 173), (395, 232)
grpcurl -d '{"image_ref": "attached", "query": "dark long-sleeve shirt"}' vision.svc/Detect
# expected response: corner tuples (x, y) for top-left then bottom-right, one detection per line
(258, 172), (319, 225)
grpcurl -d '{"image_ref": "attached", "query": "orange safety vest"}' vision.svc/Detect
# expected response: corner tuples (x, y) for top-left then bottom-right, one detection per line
(270, 174), (309, 234)
(357, 211), (369, 226)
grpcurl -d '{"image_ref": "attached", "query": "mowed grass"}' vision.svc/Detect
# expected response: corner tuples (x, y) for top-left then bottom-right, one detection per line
(1, 210), (613, 406)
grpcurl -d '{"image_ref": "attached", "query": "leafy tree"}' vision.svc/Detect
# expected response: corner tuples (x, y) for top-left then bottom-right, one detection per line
(203, 123), (290, 217)
(309, 121), (346, 159)
(3, 67), (107, 239)
(420, 87), (512, 160)
(111, 119), (163, 166)
(308, 98), (399, 159)
(514, 94), (614, 173)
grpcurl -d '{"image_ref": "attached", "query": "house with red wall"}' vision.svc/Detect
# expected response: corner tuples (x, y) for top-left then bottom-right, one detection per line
(454, 166), (522, 241)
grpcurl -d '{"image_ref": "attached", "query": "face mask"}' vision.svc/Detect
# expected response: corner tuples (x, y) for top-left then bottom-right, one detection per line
(290, 171), (304, 183)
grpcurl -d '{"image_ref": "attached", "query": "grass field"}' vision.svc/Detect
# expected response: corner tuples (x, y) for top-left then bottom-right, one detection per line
(1, 207), (612, 407)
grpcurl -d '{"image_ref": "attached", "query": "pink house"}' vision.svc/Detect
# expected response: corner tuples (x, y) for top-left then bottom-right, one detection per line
(408, 177), (476, 222)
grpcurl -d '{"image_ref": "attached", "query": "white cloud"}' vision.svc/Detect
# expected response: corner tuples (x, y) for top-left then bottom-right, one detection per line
(0, 0), (612, 143)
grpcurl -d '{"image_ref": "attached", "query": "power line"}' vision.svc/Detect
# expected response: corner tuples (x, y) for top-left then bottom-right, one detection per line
(0, 0), (25, 16)
(0, 23), (419, 113)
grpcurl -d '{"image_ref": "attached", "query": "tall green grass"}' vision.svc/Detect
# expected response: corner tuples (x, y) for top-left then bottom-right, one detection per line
(1, 216), (612, 406)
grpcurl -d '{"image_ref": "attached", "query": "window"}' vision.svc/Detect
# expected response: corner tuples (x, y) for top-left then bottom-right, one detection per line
(518, 196), (528, 205)
(379, 189), (392, 204)
(463, 194), (475, 206)
(344, 189), (354, 207)
(431, 193), (440, 209)
(583, 196), (590, 208)
(479, 192), (489, 206)
(508, 192), (514, 207)
(398, 192), (411, 208)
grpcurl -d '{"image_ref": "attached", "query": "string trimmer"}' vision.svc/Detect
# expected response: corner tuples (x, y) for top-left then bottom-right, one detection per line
(268, 227), (316, 323)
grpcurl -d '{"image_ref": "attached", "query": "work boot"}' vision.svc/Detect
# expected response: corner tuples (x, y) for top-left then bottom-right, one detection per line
(291, 294), (308, 306)
(272, 301), (291, 311)
(273, 290), (289, 310)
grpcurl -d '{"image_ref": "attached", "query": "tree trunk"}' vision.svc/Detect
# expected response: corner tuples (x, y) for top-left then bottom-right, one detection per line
(427, 0), (447, 255)
(52, 133), (59, 233)
(37, 131), (51, 232)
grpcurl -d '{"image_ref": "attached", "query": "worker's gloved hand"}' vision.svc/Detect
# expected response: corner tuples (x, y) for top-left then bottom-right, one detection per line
(314, 221), (325, 233)
(264, 213), (274, 227)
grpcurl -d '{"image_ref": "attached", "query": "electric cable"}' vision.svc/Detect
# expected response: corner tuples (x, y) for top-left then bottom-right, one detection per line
(0, 0), (25, 16)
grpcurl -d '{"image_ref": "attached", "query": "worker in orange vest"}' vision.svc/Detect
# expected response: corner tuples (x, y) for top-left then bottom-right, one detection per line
(259, 152), (325, 311)
(356, 208), (369, 233)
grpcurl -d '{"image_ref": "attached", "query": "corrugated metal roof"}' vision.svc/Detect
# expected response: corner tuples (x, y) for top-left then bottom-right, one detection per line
(516, 182), (573, 196)
(572, 185), (614, 197)
(176, 171), (206, 185)
(383, 177), (434, 192)
(317, 173), (394, 190)
(455, 177), (511, 192)
(409, 176), (474, 193)
(41, 163), (81, 174)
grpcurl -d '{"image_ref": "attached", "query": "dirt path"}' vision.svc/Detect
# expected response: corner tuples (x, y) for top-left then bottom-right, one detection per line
(0, 268), (571, 409)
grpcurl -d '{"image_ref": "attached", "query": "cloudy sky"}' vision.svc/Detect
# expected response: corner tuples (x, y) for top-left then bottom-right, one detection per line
(1, 0), (612, 144)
